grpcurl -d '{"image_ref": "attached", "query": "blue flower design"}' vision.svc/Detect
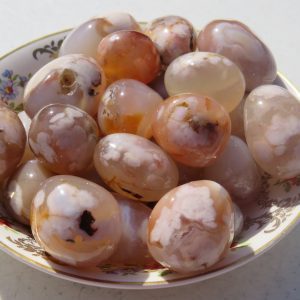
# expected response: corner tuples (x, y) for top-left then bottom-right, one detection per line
(0, 69), (31, 105)
(0, 80), (19, 100)
(2, 69), (13, 78)
(19, 75), (28, 82)
(18, 75), (29, 88)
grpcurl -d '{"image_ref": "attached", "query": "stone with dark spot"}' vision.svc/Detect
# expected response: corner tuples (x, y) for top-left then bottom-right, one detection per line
(79, 210), (97, 236)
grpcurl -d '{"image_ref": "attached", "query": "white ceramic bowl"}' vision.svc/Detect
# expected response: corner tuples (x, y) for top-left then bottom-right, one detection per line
(0, 29), (299, 289)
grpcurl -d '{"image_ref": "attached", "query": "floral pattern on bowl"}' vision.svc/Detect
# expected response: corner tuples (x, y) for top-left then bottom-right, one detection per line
(0, 69), (31, 111)
(0, 28), (299, 289)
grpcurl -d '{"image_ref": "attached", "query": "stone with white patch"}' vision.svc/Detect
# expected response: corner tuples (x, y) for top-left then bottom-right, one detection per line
(197, 20), (277, 91)
(0, 105), (26, 183)
(152, 93), (231, 167)
(29, 104), (99, 174)
(4, 160), (53, 225)
(94, 133), (179, 202)
(148, 180), (234, 274)
(245, 85), (300, 179)
(145, 15), (196, 66)
(31, 175), (122, 267)
(24, 54), (107, 118)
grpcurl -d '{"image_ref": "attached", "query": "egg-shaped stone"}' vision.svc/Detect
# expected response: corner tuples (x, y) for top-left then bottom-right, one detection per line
(0, 106), (26, 184)
(152, 93), (231, 167)
(147, 180), (234, 274)
(197, 20), (277, 91)
(24, 54), (106, 118)
(96, 30), (161, 85)
(31, 175), (122, 267)
(94, 133), (179, 202)
(244, 85), (300, 179)
(145, 15), (196, 67)
(98, 79), (163, 138)
(29, 104), (99, 175)
(165, 52), (245, 112)
(59, 12), (141, 60)
(4, 159), (54, 225)
(203, 136), (261, 206)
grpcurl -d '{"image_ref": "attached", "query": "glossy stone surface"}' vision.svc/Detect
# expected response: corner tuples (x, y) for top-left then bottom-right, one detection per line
(98, 79), (163, 138)
(4, 160), (54, 225)
(176, 162), (203, 185)
(145, 15), (196, 67)
(244, 85), (300, 179)
(197, 20), (277, 91)
(80, 165), (107, 187)
(152, 93), (231, 167)
(233, 202), (244, 239)
(148, 72), (169, 99)
(59, 12), (141, 60)
(24, 54), (106, 118)
(164, 52), (245, 112)
(31, 175), (121, 267)
(96, 30), (161, 85)
(18, 111), (35, 163)
(230, 95), (246, 140)
(29, 104), (99, 175)
(93, 133), (179, 202)
(0, 106), (26, 184)
(148, 180), (234, 274)
(108, 194), (155, 266)
(203, 136), (261, 206)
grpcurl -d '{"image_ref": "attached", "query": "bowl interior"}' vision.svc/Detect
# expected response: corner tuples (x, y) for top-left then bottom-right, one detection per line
(0, 29), (299, 289)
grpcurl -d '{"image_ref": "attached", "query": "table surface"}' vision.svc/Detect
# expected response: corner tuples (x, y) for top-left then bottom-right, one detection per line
(0, 0), (299, 299)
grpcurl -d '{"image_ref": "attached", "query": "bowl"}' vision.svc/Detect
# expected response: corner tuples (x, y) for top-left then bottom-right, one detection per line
(0, 28), (299, 289)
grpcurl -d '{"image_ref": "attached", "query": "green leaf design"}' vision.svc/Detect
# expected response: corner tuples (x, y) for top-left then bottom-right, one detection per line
(14, 103), (24, 113)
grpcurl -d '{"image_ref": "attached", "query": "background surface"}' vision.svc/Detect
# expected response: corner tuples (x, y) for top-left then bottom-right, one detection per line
(0, 0), (299, 299)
